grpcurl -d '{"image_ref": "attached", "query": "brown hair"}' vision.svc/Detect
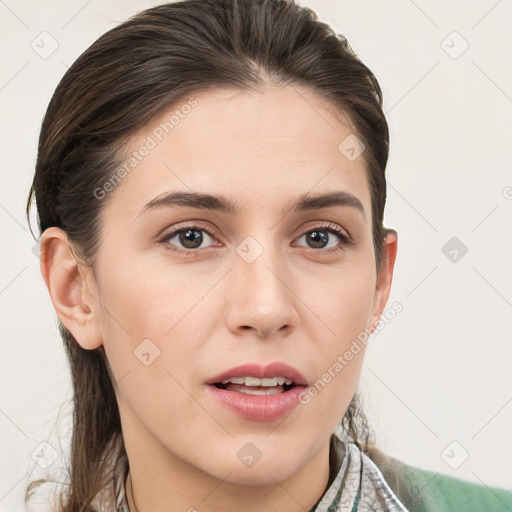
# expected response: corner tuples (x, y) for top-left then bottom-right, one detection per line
(25, 0), (388, 510)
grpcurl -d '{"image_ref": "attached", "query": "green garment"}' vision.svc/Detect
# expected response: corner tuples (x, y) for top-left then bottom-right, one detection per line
(367, 444), (512, 512)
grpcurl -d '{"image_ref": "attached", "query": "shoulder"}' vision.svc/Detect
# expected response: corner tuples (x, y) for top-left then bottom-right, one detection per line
(365, 444), (512, 512)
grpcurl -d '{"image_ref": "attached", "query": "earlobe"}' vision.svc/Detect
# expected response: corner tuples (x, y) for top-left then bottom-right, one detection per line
(39, 227), (103, 350)
(369, 229), (398, 333)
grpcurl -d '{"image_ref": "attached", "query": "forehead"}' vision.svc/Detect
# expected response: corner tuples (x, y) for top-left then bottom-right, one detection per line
(104, 84), (371, 220)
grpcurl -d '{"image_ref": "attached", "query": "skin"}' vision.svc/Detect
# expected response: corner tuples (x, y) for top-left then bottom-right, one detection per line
(40, 83), (397, 512)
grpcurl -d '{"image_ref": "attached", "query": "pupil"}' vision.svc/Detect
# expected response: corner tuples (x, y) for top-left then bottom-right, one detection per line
(181, 229), (202, 249)
(308, 230), (328, 249)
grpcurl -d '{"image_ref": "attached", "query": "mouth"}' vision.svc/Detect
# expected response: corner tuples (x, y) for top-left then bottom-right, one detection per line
(205, 362), (309, 421)
(212, 376), (297, 395)
(206, 361), (308, 391)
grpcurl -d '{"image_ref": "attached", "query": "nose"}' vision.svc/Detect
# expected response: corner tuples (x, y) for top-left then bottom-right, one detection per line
(225, 240), (299, 339)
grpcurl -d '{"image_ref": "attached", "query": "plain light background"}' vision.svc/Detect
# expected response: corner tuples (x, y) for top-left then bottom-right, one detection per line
(1, 0), (511, 510)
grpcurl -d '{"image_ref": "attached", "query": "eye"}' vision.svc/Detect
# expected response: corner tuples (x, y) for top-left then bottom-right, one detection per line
(159, 225), (219, 255)
(294, 223), (353, 253)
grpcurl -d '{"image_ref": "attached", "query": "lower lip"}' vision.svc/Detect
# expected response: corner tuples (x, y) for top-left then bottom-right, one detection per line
(206, 384), (307, 421)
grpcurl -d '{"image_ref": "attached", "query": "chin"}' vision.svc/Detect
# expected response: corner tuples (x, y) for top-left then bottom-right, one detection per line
(201, 445), (306, 487)
(220, 463), (297, 486)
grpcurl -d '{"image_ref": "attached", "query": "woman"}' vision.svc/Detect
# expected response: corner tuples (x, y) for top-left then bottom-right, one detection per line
(24, 0), (512, 511)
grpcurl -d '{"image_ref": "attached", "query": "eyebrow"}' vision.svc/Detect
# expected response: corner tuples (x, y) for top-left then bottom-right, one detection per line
(138, 190), (365, 220)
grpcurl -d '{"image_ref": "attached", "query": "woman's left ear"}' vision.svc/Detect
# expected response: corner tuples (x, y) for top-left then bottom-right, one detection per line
(369, 229), (398, 333)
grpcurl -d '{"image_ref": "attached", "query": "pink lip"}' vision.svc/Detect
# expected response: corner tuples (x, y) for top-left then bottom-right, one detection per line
(205, 361), (308, 386)
(204, 362), (308, 422)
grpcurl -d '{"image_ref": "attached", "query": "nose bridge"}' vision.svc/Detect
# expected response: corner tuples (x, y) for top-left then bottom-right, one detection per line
(226, 230), (297, 337)
(234, 232), (287, 301)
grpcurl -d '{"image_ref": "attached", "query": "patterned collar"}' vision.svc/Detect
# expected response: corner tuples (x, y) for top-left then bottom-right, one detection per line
(112, 434), (410, 512)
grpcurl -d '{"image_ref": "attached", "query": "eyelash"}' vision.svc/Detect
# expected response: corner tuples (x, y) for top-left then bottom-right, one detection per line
(158, 222), (354, 256)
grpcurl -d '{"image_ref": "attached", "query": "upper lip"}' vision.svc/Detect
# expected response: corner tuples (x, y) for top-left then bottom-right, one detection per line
(206, 362), (308, 386)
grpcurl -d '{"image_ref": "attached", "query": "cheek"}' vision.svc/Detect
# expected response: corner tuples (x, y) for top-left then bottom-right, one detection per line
(97, 256), (227, 405)
(308, 261), (376, 347)
(99, 255), (215, 342)
(298, 264), (375, 414)
(97, 261), (212, 435)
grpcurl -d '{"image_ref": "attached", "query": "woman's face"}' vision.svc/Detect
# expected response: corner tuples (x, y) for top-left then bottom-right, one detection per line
(43, 84), (396, 487)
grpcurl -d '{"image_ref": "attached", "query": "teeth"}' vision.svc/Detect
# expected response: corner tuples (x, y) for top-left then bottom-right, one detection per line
(224, 377), (245, 384)
(219, 376), (293, 386)
(237, 387), (283, 395)
(245, 376), (262, 386)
